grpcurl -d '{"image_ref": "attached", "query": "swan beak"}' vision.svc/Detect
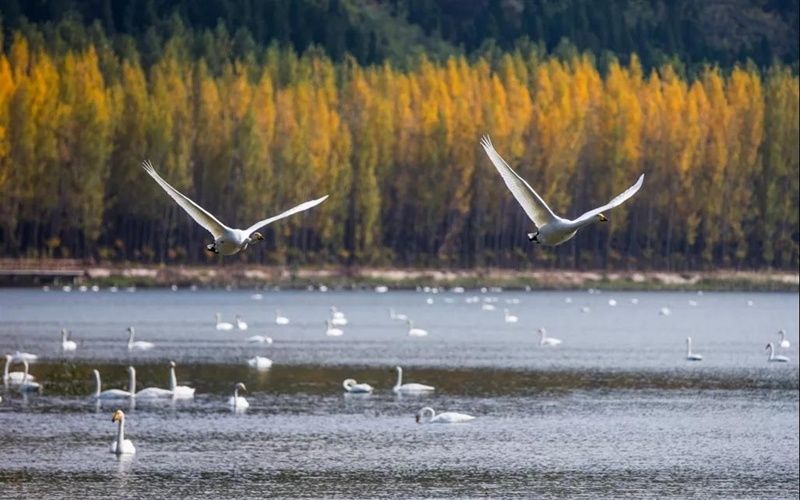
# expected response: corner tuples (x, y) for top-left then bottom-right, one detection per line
(112, 410), (122, 422)
(205, 244), (215, 253)
(598, 214), (608, 222)
(253, 232), (264, 241)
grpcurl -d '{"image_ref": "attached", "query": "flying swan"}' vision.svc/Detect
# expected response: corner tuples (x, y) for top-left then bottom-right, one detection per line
(141, 160), (328, 255)
(480, 136), (644, 246)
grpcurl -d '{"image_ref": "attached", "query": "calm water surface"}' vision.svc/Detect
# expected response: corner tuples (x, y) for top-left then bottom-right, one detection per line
(1, 288), (798, 498)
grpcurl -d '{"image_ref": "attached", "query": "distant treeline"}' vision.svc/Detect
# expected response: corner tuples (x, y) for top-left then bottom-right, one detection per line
(0, 24), (797, 270)
(0, 0), (797, 71)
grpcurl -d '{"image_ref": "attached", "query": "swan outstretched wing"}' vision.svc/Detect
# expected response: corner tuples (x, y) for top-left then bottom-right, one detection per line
(480, 135), (556, 228)
(141, 160), (229, 238)
(573, 174), (645, 224)
(244, 195), (329, 235)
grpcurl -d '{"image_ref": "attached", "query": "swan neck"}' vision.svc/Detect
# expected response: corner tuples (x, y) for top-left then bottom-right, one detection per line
(421, 407), (435, 422)
(395, 367), (402, 389)
(94, 370), (101, 397)
(233, 387), (239, 408)
(3, 357), (8, 379)
(116, 416), (125, 447)
(129, 368), (136, 394)
(169, 367), (177, 391)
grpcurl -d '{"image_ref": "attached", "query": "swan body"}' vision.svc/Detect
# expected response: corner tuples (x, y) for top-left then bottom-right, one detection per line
(685, 337), (703, 361)
(169, 361), (195, 399)
(235, 315), (248, 331)
(127, 327), (154, 351)
(416, 407), (475, 424)
(480, 136), (643, 246)
(766, 343), (789, 363)
(141, 160), (328, 256)
(60, 329), (77, 352)
(330, 306), (346, 320)
(246, 335), (273, 344)
(93, 367), (135, 399)
(389, 308), (409, 321)
(110, 410), (136, 455)
(228, 383), (249, 411)
(247, 356), (273, 370)
(325, 320), (343, 337)
(406, 320), (428, 337)
(3, 354), (36, 385)
(133, 365), (172, 399)
(215, 313), (234, 331)
(15, 361), (41, 392)
(275, 310), (290, 325)
(778, 330), (791, 349)
(659, 307), (672, 316)
(393, 366), (434, 393)
(538, 328), (562, 347)
(342, 378), (373, 393)
(504, 309), (519, 323)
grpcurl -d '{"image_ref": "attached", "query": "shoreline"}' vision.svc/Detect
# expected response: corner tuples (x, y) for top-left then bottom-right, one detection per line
(0, 260), (797, 291)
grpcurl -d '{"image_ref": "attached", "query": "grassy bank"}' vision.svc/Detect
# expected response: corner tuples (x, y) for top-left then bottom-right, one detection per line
(1, 260), (797, 292)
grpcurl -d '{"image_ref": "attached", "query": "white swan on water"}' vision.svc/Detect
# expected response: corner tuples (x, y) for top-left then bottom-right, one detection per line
(215, 313), (234, 331)
(765, 343), (789, 363)
(406, 319), (428, 337)
(275, 310), (290, 325)
(330, 306), (348, 326)
(538, 328), (562, 347)
(246, 335), (273, 345)
(480, 135), (644, 246)
(325, 320), (343, 337)
(169, 361), (195, 399)
(504, 309), (519, 323)
(247, 356), (273, 370)
(389, 308), (408, 321)
(61, 329), (77, 352)
(342, 378), (373, 393)
(92, 367), (135, 399)
(110, 409), (136, 455)
(777, 330), (791, 349)
(3, 354), (36, 385)
(393, 366), (434, 393)
(228, 382), (249, 411)
(235, 315), (248, 331)
(141, 160), (328, 256)
(127, 327), (154, 351)
(685, 337), (703, 361)
(416, 407), (474, 424)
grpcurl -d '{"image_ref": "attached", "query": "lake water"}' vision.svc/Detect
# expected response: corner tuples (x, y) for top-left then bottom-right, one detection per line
(1, 287), (798, 498)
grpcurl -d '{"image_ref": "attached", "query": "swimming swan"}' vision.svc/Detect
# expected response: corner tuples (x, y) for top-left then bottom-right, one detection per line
(228, 382), (249, 411)
(127, 327), (154, 351)
(133, 365), (172, 399)
(215, 313), (234, 331)
(61, 329), (77, 352)
(504, 309), (519, 323)
(538, 328), (562, 347)
(778, 330), (791, 349)
(3, 354), (36, 385)
(406, 319), (428, 337)
(246, 335), (273, 344)
(93, 367), (135, 399)
(765, 343), (789, 363)
(342, 378), (373, 393)
(275, 310), (290, 325)
(685, 337), (703, 361)
(169, 361), (195, 399)
(16, 361), (41, 393)
(393, 366), (434, 393)
(247, 356), (273, 370)
(480, 135), (643, 246)
(235, 315), (248, 331)
(110, 409), (136, 455)
(325, 320), (343, 337)
(141, 160), (328, 256)
(416, 407), (475, 424)
(389, 308), (409, 321)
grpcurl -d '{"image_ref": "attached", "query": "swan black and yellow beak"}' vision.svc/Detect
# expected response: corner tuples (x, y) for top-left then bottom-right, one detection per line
(112, 409), (123, 422)
(252, 232), (264, 241)
(598, 214), (608, 222)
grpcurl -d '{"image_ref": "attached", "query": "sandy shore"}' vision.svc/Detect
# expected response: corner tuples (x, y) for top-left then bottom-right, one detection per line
(1, 260), (797, 291)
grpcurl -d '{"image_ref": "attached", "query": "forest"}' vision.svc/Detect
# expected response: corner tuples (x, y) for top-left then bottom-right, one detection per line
(0, 4), (797, 270)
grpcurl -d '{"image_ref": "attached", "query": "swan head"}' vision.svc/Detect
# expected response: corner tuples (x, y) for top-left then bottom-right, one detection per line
(169, 361), (176, 368)
(765, 343), (773, 350)
(527, 232), (540, 243)
(126, 326), (134, 337)
(598, 213), (608, 222)
(251, 232), (264, 241)
(112, 409), (125, 423)
(235, 382), (247, 392)
(61, 328), (68, 338)
(538, 327), (546, 335)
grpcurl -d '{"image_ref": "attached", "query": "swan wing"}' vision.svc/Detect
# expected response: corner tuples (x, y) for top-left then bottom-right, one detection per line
(141, 160), (229, 239)
(480, 136), (557, 228)
(244, 195), (329, 235)
(572, 174), (644, 224)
